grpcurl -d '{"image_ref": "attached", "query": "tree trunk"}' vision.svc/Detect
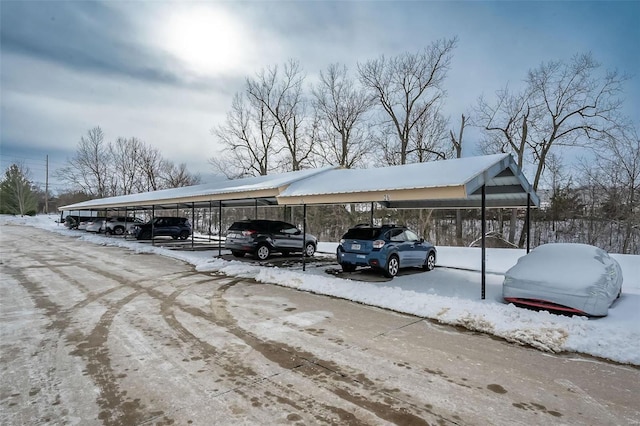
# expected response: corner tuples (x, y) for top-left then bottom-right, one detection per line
(508, 208), (517, 244)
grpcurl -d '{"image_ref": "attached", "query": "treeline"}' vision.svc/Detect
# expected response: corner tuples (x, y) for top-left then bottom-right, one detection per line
(55, 127), (200, 198)
(1, 126), (200, 215)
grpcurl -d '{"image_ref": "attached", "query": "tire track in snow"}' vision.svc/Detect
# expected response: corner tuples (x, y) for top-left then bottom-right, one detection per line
(1, 264), (75, 424)
(67, 289), (159, 426)
(206, 280), (445, 425)
(158, 278), (370, 425)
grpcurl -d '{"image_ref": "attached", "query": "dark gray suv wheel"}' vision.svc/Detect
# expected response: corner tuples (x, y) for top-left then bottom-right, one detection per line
(305, 242), (316, 257)
(256, 244), (271, 260)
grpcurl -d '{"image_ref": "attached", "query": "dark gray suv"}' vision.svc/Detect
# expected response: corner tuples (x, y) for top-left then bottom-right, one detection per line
(132, 217), (191, 240)
(225, 220), (317, 260)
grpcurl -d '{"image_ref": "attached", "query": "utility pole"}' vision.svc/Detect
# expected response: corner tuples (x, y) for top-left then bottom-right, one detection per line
(45, 155), (49, 214)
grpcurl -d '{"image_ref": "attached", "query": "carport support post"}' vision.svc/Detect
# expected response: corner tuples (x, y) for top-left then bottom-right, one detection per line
(218, 202), (222, 257)
(526, 193), (531, 254)
(191, 202), (195, 250)
(481, 185), (486, 300)
(124, 207), (128, 238)
(302, 204), (307, 272)
(151, 205), (155, 246)
(208, 201), (212, 243)
(254, 199), (258, 219)
(370, 202), (374, 225)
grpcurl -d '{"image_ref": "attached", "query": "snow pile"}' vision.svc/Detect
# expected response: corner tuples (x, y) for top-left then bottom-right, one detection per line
(3, 214), (639, 365)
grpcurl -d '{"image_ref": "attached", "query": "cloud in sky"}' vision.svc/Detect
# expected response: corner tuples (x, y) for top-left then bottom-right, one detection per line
(1, 1), (638, 191)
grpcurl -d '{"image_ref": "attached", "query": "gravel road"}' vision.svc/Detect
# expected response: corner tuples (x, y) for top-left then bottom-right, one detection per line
(1, 224), (638, 425)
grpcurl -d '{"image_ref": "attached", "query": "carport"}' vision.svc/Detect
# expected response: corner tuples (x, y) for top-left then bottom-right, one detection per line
(58, 166), (337, 249)
(59, 153), (539, 299)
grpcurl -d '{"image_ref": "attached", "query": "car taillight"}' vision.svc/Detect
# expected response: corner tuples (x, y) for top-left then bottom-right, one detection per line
(242, 230), (257, 236)
(372, 240), (386, 249)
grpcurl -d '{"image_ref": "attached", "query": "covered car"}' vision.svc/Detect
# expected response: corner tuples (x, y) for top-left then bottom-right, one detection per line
(503, 243), (623, 316)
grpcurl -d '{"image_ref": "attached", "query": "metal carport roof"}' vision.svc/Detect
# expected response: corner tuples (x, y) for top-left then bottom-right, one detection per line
(276, 153), (539, 208)
(59, 154), (538, 211)
(58, 166), (337, 211)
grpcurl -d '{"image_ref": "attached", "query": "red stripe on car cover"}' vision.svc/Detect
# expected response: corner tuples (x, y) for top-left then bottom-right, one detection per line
(504, 298), (586, 314)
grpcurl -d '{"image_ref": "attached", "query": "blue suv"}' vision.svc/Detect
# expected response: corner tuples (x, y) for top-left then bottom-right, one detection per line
(337, 224), (436, 278)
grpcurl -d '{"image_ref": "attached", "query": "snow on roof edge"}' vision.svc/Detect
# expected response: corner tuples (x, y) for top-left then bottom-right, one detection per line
(59, 166), (337, 211)
(278, 154), (511, 198)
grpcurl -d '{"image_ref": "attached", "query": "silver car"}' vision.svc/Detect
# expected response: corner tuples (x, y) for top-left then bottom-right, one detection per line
(503, 243), (623, 316)
(85, 219), (105, 233)
(104, 216), (145, 235)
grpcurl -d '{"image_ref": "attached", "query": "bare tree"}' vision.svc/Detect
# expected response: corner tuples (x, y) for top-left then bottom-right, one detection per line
(57, 127), (110, 197)
(477, 53), (627, 246)
(136, 144), (165, 192)
(312, 63), (375, 168)
(477, 86), (532, 165)
(358, 38), (457, 165)
(449, 114), (468, 243)
(247, 59), (313, 171)
(408, 105), (451, 163)
(210, 93), (280, 178)
(543, 153), (575, 235)
(449, 114), (466, 160)
(160, 161), (200, 188)
(589, 125), (640, 253)
(526, 53), (625, 190)
(476, 87), (534, 243)
(110, 137), (144, 195)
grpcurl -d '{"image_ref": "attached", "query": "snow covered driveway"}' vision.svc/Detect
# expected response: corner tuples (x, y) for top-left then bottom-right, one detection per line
(2, 224), (639, 425)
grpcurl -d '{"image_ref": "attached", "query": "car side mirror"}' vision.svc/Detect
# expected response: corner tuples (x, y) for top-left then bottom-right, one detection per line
(294, 230), (301, 235)
(419, 238), (424, 243)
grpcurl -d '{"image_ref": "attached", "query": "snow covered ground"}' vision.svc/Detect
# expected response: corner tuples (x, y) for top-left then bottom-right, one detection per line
(3, 214), (639, 365)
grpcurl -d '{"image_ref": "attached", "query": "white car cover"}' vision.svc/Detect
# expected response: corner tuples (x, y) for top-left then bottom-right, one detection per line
(503, 243), (623, 316)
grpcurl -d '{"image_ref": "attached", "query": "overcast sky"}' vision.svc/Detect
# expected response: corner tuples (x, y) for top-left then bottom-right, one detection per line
(1, 1), (638, 192)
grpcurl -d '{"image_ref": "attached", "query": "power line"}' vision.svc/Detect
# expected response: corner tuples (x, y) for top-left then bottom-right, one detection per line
(0, 156), (67, 168)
